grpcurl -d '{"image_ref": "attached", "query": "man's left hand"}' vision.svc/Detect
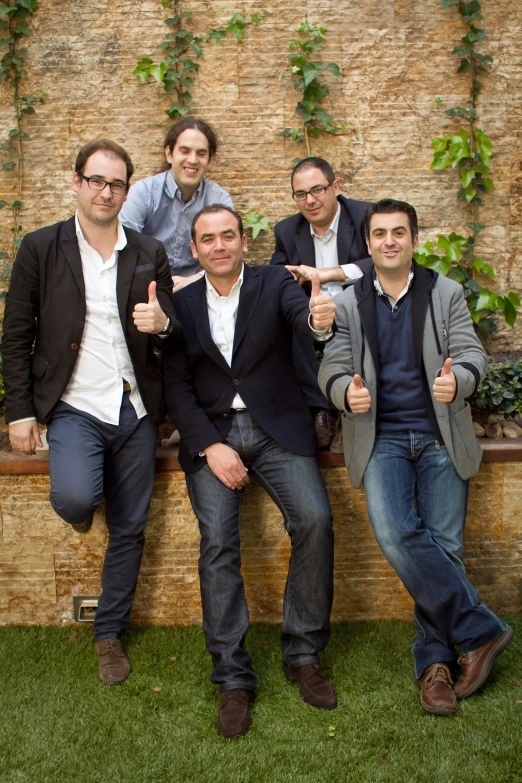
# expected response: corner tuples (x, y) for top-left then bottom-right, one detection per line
(310, 271), (336, 331)
(433, 357), (457, 403)
(286, 264), (345, 286)
(133, 281), (169, 334)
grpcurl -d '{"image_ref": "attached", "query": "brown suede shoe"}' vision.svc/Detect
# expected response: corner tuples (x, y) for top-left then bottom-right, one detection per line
(314, 410), (337, 450)
(71, 514), (94, 533)
(95, 638), (131, 685)
(418, 663), (458, 716)
(454, 625), (514, 700)
(217, 689), (255, 738)
(283, 663), (337, 709)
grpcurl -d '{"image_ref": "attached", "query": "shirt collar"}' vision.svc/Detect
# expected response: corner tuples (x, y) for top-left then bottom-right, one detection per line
(374, 266), (414, 306)
(206, 263), (245, 301)
(310, 202), (341, 241)
(75, 211), (127, 252)
(165, 169), (204, 203)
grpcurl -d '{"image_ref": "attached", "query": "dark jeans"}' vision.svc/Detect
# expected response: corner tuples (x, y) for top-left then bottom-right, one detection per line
(46, 393), (158, 641)
(363, 431), (507, 678)
(186, 410), (334, 692)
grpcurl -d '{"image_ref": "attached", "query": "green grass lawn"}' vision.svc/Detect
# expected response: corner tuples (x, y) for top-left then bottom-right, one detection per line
(1, 618), (521, 783)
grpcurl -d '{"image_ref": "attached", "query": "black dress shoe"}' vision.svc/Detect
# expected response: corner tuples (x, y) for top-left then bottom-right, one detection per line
(283, 663), (337, 709)
(314, 410), (337, 450)
(217, 689), (256, 738)
(71, 514), (94, 533)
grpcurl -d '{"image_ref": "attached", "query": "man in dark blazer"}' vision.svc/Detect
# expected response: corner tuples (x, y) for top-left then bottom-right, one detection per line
(270, 157), (373, 449)
(2, 139), (180, 684)
(163, 204), (337, 738)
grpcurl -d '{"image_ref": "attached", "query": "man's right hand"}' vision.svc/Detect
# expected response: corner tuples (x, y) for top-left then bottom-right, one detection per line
(9, 420), (43, 455)
(204, 442), (249, 490)
(347, 374), (371, 414)
(172, 273), (203, 293)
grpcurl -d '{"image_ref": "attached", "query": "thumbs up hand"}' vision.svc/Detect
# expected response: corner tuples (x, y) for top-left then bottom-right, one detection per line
(133, 280), (170, 334)
(309, 270), (336, 331)
(433, 357), (457, 403)
(347, 374), (371, 414)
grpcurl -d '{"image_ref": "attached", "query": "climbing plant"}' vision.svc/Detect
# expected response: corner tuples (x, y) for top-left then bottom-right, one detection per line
(0, 0), (44, 269)
(278, 21), (344, 162)
(133, 1), (263, 120)
(415, 0), (519, 343)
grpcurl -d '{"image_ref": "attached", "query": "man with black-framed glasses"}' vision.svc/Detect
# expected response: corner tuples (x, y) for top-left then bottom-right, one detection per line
(270, 157), (373, 452)
(2, 139), (181, 684)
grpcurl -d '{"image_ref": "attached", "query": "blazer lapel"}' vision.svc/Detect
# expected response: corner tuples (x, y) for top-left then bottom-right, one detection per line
(411, 261), (437, 370)
(232, 264), (263, 359)
(336, 203), (356, 265)
(116, 237), (139, 330)
(60, 217), (85, 299)
(355, 274), (380, 379)
(186, 278), (232, 374)
(295, 222), (316, 267)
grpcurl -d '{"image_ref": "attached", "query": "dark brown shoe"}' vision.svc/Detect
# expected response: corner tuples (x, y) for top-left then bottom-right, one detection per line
(283, 663), (337, 709)
(418, 663), (458, 716)
(95, 638), (131, 685)
(315, 410), (337, 450)
(71, 514), (94, 533)
(217, 689), (255, 738)
(454, 625), (514, 699)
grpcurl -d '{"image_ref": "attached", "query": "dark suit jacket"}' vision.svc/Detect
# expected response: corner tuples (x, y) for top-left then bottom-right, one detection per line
(163, 264), (319, 473)
(270, 194), (374, 282)
(2, 216), (180, 425)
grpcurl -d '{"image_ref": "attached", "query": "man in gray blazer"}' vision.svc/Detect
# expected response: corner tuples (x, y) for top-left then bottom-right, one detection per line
(319, 198), (513, 716)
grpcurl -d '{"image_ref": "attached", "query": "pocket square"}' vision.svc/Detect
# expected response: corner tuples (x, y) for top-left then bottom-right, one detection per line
(135, 263), (154, 274)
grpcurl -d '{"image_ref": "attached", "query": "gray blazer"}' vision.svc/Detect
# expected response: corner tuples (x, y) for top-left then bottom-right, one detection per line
(319, 261), (488, 488)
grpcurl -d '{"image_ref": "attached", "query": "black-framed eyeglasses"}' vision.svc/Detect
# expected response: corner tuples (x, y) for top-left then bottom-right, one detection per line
(292, 183), (332, 202)
(81, 175), (128, 195)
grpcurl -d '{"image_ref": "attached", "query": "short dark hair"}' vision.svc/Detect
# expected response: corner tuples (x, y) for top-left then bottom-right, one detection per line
(74, 139), (134, 183)
(164, 117), (218, 158)
(291, 157), (336, 189)
(191, 205), (244, 242)
(363, 199), (419, 241)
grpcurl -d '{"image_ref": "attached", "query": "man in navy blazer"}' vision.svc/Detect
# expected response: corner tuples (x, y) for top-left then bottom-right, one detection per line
(270, 157), (373, 449)
(163, 205), (337, 738)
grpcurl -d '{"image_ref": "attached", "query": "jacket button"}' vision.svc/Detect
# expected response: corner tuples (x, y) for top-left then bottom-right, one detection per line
(223, 413), (230, 418)
(233, 379), (240, 386)
(70, 343), (78, 350)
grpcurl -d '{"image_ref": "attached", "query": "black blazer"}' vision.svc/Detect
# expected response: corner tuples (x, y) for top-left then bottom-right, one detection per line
(163, 264), (319, 473)
(2, 216), (180, 424)
(270, 194), (374, 281)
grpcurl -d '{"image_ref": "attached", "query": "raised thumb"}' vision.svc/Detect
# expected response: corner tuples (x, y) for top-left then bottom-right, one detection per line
(310, 270), (321, 299)
(441, 357), (453, 376)
(148, 280), (157, 304)
(353, 374), (363, 389)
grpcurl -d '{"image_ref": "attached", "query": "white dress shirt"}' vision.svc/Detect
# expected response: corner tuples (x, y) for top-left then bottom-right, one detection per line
(59, 214), (147, 424)
(310, 203), (364, 298)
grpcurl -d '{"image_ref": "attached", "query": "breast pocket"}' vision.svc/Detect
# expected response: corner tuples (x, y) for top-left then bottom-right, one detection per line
(248, 304), (280, 349)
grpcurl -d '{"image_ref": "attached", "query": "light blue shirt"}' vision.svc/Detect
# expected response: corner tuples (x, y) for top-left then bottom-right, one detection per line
(119, 170), (233, 276)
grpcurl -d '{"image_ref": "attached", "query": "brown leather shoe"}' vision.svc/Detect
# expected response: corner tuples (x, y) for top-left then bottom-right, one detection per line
(95, 638), (131, 685)
(217, 689), (255, 738)
(315, 410), (337, 450)
(283, 663), (337, 709)
(71, 514), (94, 533)
(418, 663), (458, 716)
(454, 625), (514, 699)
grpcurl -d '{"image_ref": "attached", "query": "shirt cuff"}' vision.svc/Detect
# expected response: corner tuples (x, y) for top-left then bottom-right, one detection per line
(308, 313), (333, 341)
(9, 417), (37, 426)
(340, 263), (364, 282)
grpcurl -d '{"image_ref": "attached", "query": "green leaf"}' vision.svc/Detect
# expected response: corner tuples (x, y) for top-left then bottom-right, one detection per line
(2, 160), (15, 170)
(303, 62), (320, 87)
(464, 187), (477, 203)
(325, 62), (340, 77)
(507, 291), (521, 307)
(503, 299), (517, 328)
(483, 177), (494, 191)
(460, 168), (475, 188)
(472, 257), (495, 279)
(441, 0), (459, 6)
(0, 199), (8, 208)
(11, 200), (22, 209)
(13, 22), (32, 36)
(149, 62), (167, 83)
(190, 40), (203, 57)
(430, 150), (452, 170)
(456, 59), (471, 74)
(475, 291), (494, 311)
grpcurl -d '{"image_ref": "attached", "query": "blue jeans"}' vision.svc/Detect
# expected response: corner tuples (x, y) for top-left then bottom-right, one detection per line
(186, 410), (334, 692)
(363, 431), (507, 678)
(46, 393), (158, 641)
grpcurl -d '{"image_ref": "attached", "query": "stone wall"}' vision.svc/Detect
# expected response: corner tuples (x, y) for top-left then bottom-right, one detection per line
(0, 0), (521, 350)
(1, 460), (520, 626)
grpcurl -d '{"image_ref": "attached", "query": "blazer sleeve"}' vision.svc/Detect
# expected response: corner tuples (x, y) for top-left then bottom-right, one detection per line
(269, 224), (290, 266)
(445, 284), (488, 403)
(150, 242), (182, 349)
(318, 298), (355, 413)
(1, 234), (40, 423)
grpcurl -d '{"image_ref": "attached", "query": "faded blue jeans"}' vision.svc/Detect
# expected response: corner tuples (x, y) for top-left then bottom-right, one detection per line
(186, 410), (334, 692)
(363, 431), (506, 679)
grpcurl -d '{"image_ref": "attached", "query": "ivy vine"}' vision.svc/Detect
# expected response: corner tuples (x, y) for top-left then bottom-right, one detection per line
(415, 0), (519, 343)
(278, 21), (344, 162)
(0, 0), (44, 271)
(133, 1), (264, 121)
